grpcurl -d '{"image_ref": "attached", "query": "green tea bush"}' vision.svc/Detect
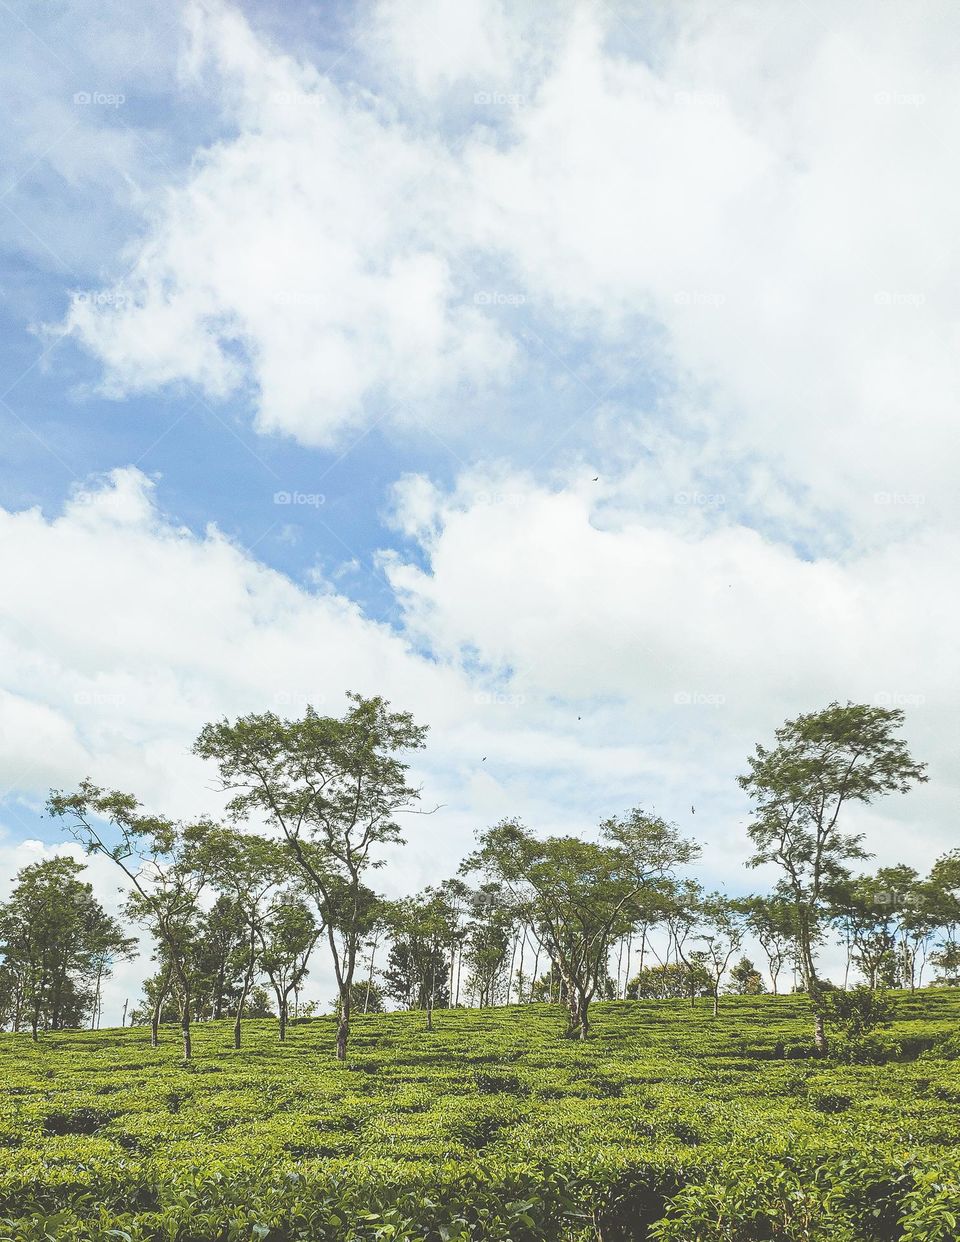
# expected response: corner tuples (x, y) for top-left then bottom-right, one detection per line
(0, 990), (958, 1240)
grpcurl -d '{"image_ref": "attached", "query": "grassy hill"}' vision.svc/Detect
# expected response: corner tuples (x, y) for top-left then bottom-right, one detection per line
(2, 992), (960, 1240)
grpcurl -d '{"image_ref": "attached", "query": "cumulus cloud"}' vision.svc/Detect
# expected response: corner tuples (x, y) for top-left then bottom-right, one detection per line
(62, 1), (514, 445)
(57, 0), (960, 541)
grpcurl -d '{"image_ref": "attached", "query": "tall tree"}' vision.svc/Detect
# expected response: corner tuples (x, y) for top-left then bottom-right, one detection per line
(0, 857), (133, 1037)
(257, 889), (322, 1040)
(739, 702), (927, 1051)
(465, 809), (697, 1039)
(47, 783), (217, 1059)
(383, 887), (456, 1028)
(742, 895), (797, 995)
(688, 894), (749, 1017)
(194, 693), (429, 1059)
(207, 830), (288, 1048)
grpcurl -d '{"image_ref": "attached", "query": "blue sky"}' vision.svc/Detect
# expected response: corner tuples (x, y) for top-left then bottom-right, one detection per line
(1, 0), (958, 1011)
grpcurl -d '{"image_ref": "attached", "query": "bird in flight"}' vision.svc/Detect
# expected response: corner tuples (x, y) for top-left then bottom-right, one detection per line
(691, 805), (696, 815)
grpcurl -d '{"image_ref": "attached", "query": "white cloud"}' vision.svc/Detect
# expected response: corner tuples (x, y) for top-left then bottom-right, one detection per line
(56, 0), (960, 540)
(62, 0), (514, 446)
(385, 467), (958, 869)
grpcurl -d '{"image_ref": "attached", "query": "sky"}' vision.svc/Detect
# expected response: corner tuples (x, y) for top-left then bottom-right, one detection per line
(1, 0), (958, 1019)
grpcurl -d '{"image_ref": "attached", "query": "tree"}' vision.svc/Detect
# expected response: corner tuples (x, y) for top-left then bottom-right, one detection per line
(257, 889), (322, 1040)
(464, 809), (698, 1039)
(460, 885), (516, 1008)
(825, 870), (916, 989)
(207, 830), (289, 1048)
(688, 895), (749, 1016)
(739, 702), (927, 1052)
(0, 857), (134, 1037)
(627, 962), (710, 1000)
(727, 957), (767, 995)
(383, 888), (456, 1028)
(47, 783), (218, 1059)
(742, 895), (797, 994)
(192, 895), (247, 1021)
(194, 694), (429, 1060)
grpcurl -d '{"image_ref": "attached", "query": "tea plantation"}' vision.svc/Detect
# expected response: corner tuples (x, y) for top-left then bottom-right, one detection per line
(3, 992), (960, 1241)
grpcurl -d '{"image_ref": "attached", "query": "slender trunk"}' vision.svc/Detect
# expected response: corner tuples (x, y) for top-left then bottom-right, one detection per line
(214, 959), (226, 1020)
(121, 998), (128, 1029)
(152, 968), (171, 1048)
(712, 989), (719, 1018)
(234, 927), (257, 1050)
(336, 987), (350, 1061)
(364, 937), (377, 1014)
(278, 994), (288, 1041)
(169, 955), (192, 1060)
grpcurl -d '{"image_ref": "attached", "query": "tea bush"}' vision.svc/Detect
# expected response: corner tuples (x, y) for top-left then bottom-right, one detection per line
(1, 990), (959, 1239)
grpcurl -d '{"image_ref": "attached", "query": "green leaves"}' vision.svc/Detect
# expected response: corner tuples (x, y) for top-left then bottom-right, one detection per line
(0, 991), (959, 1239)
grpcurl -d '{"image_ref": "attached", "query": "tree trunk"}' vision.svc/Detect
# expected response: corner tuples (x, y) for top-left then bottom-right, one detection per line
(181, 991), (192, 1060)
(278, 996), (287, 1041)
(152, 966), (172, 1048)
(336, 998), (349, 1061)
(169, 956), (193, 1060)
(712, 990), (719, 1018)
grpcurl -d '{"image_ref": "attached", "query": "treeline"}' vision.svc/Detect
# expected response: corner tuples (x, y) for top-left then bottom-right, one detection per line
(1, 695), (949, 1058)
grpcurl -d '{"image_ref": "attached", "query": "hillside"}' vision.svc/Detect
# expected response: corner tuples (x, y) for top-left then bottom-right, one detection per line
(2, 992), (960, 1240)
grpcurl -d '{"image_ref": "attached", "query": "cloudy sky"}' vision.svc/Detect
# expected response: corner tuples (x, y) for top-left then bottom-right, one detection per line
(1, 0), (956, 1016)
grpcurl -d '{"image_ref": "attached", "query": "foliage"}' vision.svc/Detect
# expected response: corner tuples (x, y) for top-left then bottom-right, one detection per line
(194, 693), (428, 1059)
(0, 991), (959, 1239)
(739, 702), (927, 1050)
